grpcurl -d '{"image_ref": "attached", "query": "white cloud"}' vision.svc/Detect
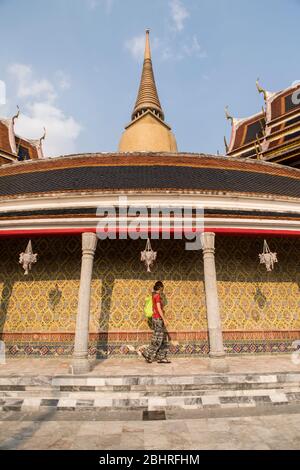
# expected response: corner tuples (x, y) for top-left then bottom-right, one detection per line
(104, 0), (114, 13)
(86, 0), (114, 13)
(161, 36), (207, 61)
(161, 47), (174, 62)
(55, 70), (71, 90)
(8, 63), (82, 157)
(125, 32), (206, 63)
(125, 35), (145, 61)
(8, 63), (56, 101)
(181, 36), (207, 59)
(86, 0), (98, 8)
(14, 102), (82, 157)
(169, 0), (189, 32)
(125, 34), (161, 62)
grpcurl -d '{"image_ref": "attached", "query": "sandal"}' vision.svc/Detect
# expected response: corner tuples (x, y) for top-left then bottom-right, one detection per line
(157, 359), (171, 364)
(141, 351), (153, 363)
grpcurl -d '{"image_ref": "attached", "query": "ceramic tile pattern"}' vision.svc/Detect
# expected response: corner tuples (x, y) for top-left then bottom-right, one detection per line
(0, 237), (300, 356)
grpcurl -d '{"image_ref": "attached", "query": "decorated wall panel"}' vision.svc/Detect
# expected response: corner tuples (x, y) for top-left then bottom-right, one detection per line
(0, 237), (81, 333)
(216, 236), (300, 331)
(91, 239), (206, 333)
(0, 235), (299, 356)
(0, 237), (206, 336)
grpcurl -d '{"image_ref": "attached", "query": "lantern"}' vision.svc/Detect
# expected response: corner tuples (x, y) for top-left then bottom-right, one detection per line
(19, 240), (38, 275)
(141, 238), (157, 272)
(259, 240), (278, 272)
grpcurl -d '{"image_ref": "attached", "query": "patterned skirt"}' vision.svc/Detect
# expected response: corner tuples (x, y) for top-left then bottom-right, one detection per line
(143, 318), (169, 362)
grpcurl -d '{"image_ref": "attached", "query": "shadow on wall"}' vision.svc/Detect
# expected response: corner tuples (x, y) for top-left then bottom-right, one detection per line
(0, 279), (14, 340)
(48, 284), (63, 311)
(95, 273), (114, 359)
(253, 286), (268, 309)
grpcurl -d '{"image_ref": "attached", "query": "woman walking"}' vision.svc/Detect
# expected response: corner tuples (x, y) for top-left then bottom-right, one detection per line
(142, 281), (171, 364)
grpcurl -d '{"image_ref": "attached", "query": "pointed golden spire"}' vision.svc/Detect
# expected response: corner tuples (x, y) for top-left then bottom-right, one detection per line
(131, 29), (164, 121)
(144, 28), (151, 60)
(118, 29), (177, 152)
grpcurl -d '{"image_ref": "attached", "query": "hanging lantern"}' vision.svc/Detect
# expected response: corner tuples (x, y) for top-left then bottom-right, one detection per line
(259, 240), (278, 272)
(141, 238), (157, 272)
(19, 240), (38, 275)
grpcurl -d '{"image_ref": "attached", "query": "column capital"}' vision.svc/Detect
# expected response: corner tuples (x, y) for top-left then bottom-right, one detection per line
(200, 232), (215, 252)
(82, 232), (98, 252)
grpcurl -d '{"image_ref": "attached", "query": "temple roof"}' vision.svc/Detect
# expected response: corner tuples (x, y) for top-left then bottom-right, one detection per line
(1, 152), (300, 200)
(227, 111), (266, 155)
(15, 135), (44, 160)
(268, 82), (300, 120)
(226, 81), (300, 166)
(1, 153), (300, 237)
(0, 119), (14, 156)
(0, 110), (45, 162)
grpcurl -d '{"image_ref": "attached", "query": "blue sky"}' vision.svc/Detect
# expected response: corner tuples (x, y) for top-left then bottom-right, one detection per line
(0, 0), (299, 156)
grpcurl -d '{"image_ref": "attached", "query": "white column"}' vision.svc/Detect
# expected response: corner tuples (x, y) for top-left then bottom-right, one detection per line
(72, 232), (98, 374)
(201, 232), (226, 359)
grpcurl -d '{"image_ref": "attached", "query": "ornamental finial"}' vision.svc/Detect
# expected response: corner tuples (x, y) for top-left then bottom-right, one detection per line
(256, 78), (267, 102)
(12, 105), (20, 125)
(225, 105), (233, 125)
(255, 134), (263, 160)
(40, 127), (46, 145)
(224, 136), (229, 153)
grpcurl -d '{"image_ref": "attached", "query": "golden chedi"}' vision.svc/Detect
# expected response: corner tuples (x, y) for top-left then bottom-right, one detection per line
(118, 30), (178, 153)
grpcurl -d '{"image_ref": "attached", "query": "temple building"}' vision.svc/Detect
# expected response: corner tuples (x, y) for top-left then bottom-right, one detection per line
(225, 80), (300, 167)
(0, 108), (45, 165)
(0, 31), (300, 372)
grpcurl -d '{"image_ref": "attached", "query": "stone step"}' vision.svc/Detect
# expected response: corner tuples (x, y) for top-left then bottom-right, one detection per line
(0, 390), (299, 412)
(53, 383), (300, 393)
(52, 373), (300, 387)
(1, 372), (300, 388)
(0, 372), (299, 412)
(1, 384), (300, 399)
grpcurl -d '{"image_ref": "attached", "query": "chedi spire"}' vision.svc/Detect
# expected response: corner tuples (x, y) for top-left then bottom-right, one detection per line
(118, 30), (177, 153)
(132, 29), (164, 121)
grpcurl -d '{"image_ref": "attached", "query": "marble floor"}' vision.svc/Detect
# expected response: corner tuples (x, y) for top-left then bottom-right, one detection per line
(1, 354), (300, 377)
(1, 355), (299, 450)
(0, 408), (300, 450)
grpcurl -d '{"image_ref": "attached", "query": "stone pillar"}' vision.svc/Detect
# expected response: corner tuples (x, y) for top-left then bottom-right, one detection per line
(201, 232), (228, 370)
(72, 232), (98, 374)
